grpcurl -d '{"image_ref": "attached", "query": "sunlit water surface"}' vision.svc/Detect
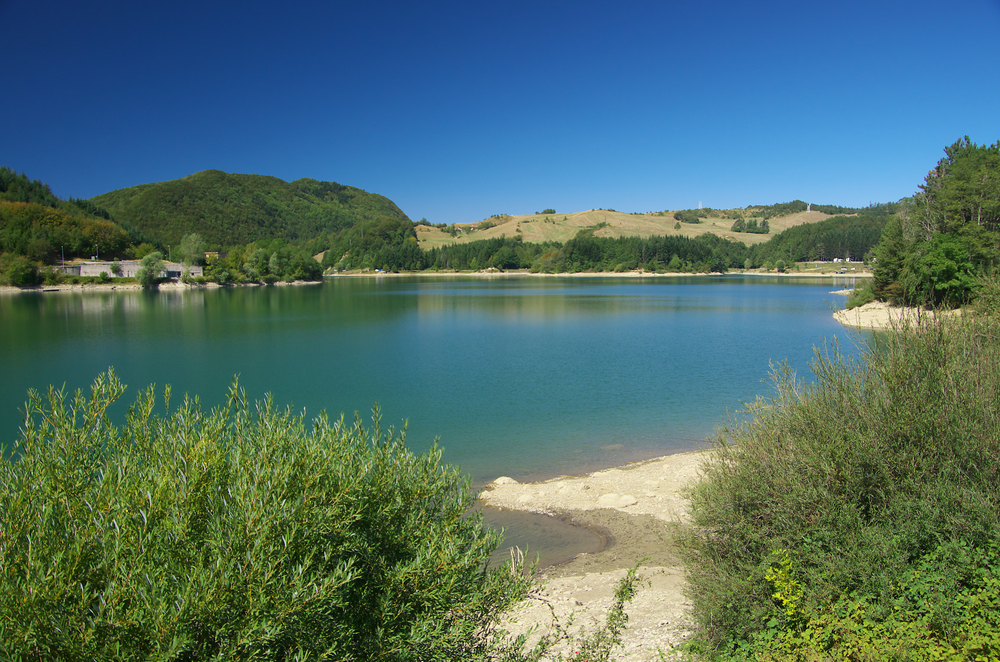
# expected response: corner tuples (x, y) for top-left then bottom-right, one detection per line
(1, 275), (866, 565)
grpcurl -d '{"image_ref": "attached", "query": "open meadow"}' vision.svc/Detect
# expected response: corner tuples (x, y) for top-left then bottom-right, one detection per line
(416, 208), (835, 249)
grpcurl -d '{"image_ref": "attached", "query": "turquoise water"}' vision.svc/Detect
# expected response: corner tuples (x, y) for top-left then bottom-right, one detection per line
(0, 275), (864, 484)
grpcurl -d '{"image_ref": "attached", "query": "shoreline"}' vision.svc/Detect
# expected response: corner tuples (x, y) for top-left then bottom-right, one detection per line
(0, 279), (322, 296)
(480, 449), (707, 659)
(833, 300), (962, 330)
(330, 268), (873, 279)
(2, 269), (870, 296)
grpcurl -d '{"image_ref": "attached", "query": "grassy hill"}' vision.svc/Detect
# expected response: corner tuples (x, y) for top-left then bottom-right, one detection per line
(89, 170), (410, 248)
(416, 207), (836, 249)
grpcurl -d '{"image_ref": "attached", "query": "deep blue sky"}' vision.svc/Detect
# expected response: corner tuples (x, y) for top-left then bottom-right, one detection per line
(2, 0), (999, 224)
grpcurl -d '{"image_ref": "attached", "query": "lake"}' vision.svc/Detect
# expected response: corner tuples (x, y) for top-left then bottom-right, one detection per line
(1, 275), (864, 483)
(1, 274), (868, 566)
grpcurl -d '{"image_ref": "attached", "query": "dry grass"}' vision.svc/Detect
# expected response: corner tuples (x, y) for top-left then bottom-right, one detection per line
(417, 209), (835, 249)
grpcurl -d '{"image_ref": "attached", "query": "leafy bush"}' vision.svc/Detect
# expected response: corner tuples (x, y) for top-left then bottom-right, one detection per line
(136, 251), (164, 287)
(42, 266), (64, 285)
(844, 280), (876, 309)
(973, 272), (1000, 315)
(0, 372), (535, 661)
(0, 252), (41, 286)
(684, 313), (1000, 659)
(748, 541), (1000, 661)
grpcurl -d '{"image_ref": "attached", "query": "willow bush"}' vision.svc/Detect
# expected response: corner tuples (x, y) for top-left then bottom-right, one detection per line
(684, 311), (1000, 660)
(0, 371), (535, 661)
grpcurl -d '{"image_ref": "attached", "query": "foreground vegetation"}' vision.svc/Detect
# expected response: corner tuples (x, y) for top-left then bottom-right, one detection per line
(684, 305), (1000, 660)
(681, 141), (999, 660)
(0, 371), (643, 661)
(0, 373), (528, 659)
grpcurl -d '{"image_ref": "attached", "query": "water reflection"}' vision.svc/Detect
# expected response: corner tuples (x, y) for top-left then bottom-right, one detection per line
(0, 277), (865, 482)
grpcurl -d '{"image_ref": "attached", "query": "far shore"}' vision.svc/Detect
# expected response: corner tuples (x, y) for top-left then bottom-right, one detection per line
(2, 268), (873, 296)
(480, 449), (708, 659)
(0, 279), (323, 296)
(329, 267), (873, 279)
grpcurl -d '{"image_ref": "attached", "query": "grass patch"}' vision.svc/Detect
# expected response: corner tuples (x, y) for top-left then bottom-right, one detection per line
(416, 209), (834, 250)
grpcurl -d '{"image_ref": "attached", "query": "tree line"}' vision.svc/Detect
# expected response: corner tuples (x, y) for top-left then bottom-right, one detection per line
(868, 136), (1000, 306)
(327, 212), (891, 275)
(2, 161), (900, 287)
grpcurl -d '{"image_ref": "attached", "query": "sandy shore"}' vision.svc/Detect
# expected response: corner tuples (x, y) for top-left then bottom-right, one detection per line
(834, 300), (961, 330)
(480, 450), (707, 660)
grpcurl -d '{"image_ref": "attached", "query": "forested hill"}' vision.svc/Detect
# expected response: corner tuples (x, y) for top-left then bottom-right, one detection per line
(88, 170), (411, 247)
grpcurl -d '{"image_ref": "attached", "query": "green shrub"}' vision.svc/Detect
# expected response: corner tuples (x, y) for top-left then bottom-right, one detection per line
(684, 313), (1000, 659)
(0, 371), (534, 661)
(750, 542), (1000, 661)
(844, 280), (876, 309)
(0, 253), (41, 286)
(42, 266), (64, 285)
(136, 251), (164, 287)
(973, 272), (1000, 315)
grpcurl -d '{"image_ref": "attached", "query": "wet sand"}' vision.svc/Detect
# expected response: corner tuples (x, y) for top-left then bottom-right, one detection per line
(480, 450), (706, 660)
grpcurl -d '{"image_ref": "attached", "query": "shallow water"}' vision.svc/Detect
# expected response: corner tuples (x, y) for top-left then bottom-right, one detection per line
(481, 506), (606, 568)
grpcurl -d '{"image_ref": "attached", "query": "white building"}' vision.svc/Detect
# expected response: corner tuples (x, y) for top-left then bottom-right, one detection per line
(60, 260), (203, 279)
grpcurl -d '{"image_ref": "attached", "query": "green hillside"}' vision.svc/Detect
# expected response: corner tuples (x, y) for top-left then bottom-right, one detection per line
(88, 170), (410, 248)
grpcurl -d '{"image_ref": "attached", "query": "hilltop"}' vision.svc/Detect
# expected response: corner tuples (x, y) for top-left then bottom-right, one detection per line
(89, 170), (410, 248)
(3, 162), (892, 285)
(416, 206), (838, 249)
